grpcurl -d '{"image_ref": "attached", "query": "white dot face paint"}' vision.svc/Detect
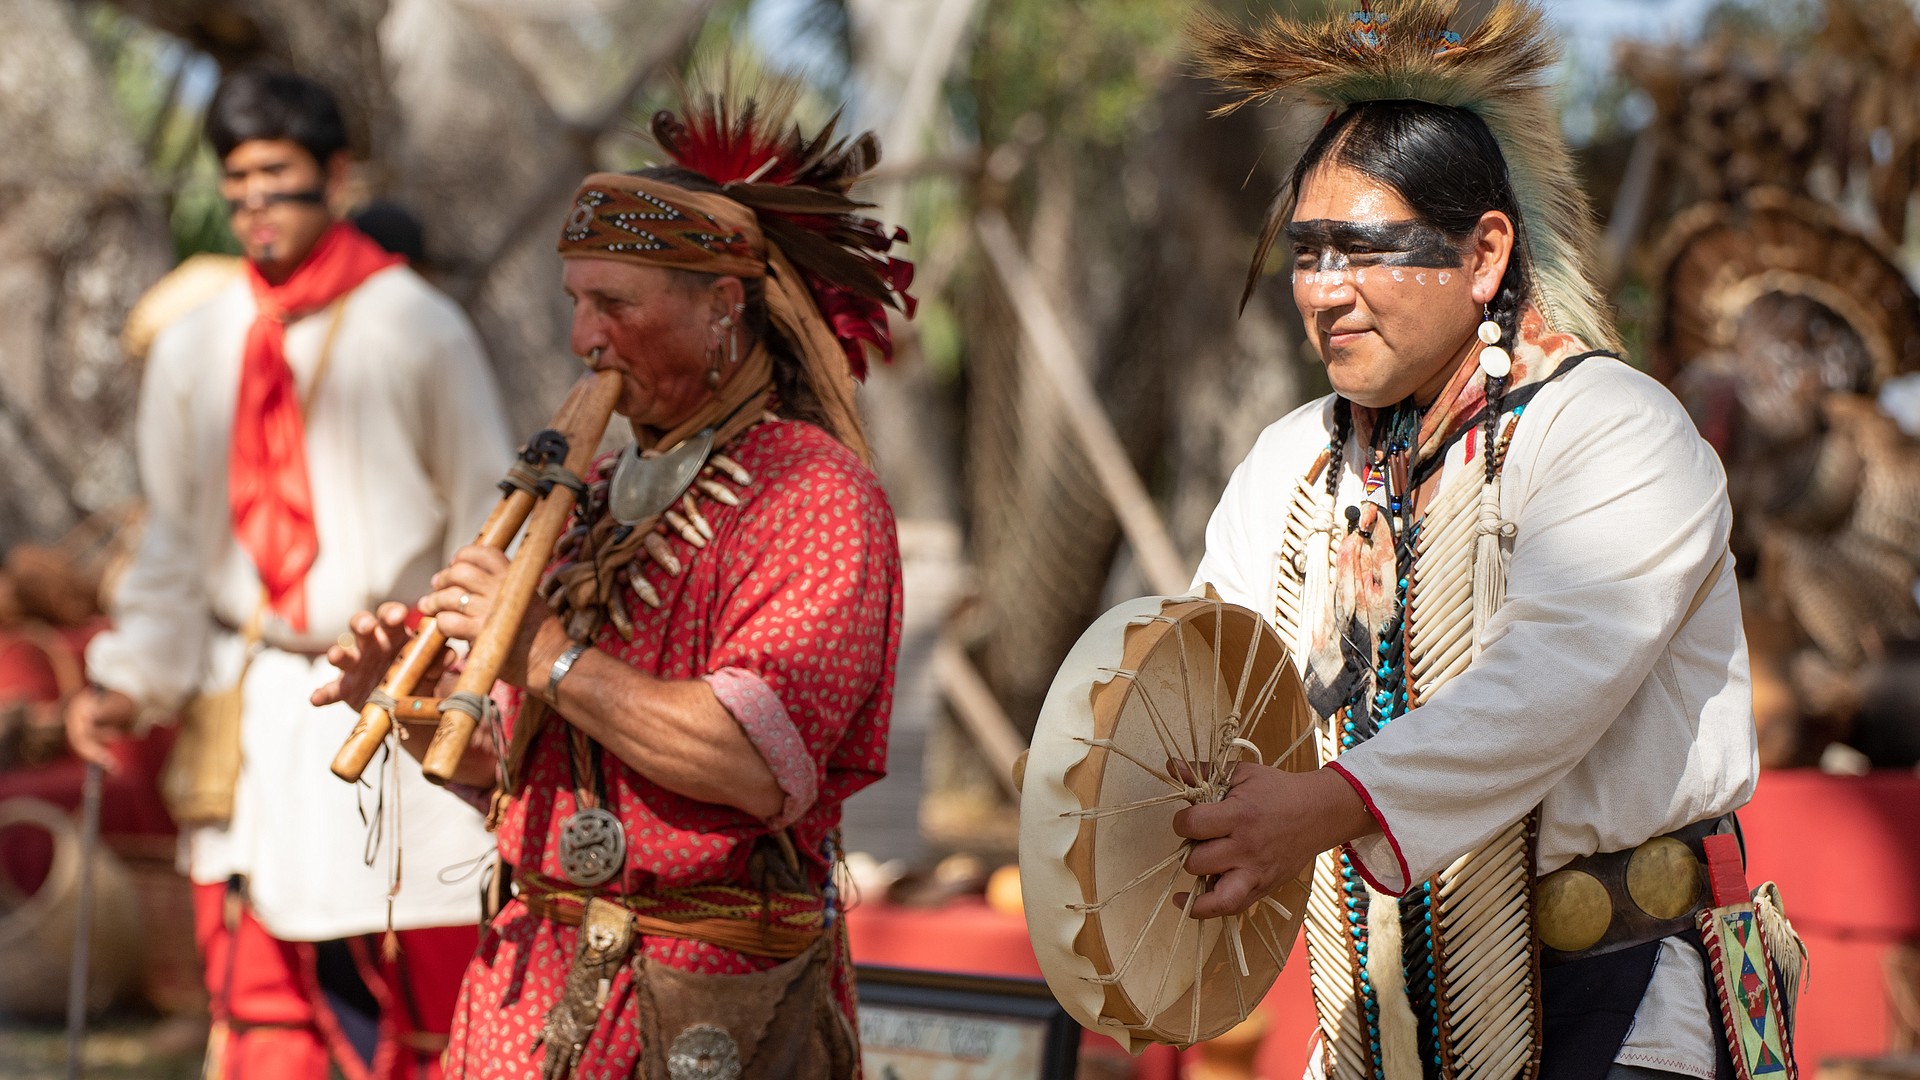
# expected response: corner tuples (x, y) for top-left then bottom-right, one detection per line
(1438, 271), (1451, 285)
(1415, 272), (1427, 285)
(1391, 269), (1405, 282)
(1355, 269), (1366, 285)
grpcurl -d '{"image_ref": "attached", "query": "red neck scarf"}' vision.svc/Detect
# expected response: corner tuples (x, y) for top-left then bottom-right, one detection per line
(230, 222), (401, 631)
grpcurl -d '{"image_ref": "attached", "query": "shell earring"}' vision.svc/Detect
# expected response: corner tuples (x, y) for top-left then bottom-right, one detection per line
(705, 322), (727, 388)
(1477, 304), (1511, 379)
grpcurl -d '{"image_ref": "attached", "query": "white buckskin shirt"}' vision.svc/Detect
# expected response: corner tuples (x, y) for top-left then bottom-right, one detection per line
(89, 264), (514, 940)
(1194, 356), (1756, 1078)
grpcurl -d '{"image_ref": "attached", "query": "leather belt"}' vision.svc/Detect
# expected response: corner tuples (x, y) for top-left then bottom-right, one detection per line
(514, 873), (824, 960)
(1537, 814), (1736, 966)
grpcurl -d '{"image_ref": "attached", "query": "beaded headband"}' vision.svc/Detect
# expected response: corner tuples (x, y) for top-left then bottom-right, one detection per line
(557, 175), (765, 280)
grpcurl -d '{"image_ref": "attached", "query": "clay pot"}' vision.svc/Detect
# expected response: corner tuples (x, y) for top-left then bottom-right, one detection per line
(0, 797), (145, 1020)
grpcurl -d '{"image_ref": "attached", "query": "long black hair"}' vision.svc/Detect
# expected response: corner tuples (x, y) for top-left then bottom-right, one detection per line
(1286, 99), (1532, 348)
(1291, 100), (1531, 488)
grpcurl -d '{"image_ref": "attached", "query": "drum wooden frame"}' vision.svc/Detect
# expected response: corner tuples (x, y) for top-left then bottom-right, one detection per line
(1020, 594), (1316, 1051)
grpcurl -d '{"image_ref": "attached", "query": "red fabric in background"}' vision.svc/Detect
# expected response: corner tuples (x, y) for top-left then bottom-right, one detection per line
(193, 881), (339, 1080)
(845, 769), (1920, 1075)
(0, 620), (177, 894)
(231, 222), (401, 630)
(194, 884), (476, 1080)
(0, 729), (177, 840)
(1738, 768), (1920, 1066)
(351, 925), (479, 1080)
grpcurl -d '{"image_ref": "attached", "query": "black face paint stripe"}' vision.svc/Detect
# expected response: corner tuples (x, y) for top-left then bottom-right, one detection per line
(225, 188), (328, 213)
(1285, 218), (1465, 271)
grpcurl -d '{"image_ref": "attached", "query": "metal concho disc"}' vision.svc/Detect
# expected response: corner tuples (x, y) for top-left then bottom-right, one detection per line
(610, 429), (714, 525)
(558, 807), (627, 887)
(667, 1024), (741, 1080)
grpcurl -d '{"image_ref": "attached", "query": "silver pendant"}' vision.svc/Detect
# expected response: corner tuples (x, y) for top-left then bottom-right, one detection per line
(609, 429), (714, 525)
(558, 806), (627, 887)
(668, 1024), (741, 1080)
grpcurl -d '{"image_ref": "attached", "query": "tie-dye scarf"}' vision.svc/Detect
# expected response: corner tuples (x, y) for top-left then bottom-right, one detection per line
(1303, 304), (1583, 718)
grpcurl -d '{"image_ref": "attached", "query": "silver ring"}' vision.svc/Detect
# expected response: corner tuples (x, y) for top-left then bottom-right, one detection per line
(458, 592), (471, 611)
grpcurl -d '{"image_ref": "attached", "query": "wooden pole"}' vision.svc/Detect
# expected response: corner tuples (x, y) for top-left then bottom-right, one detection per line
(974, 209), (1190, 596)
(932, 636), (1027, 797)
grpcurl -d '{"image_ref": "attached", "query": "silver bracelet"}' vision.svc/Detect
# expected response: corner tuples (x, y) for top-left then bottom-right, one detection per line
(545, 641), (591, 702)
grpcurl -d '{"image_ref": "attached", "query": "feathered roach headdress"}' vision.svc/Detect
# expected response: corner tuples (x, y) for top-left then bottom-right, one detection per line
(648, 92), (918, 381)
(1192, 0), (1615, 348)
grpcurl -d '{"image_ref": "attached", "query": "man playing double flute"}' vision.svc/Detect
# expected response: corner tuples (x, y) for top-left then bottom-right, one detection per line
(316, 88), (915, 1079)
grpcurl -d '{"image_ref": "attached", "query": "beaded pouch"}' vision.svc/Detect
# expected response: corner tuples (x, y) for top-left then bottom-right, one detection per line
(1696, 833), (1797, 1080)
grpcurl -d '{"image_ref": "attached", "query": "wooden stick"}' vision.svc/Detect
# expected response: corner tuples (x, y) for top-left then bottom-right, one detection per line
(974, 210), (1188, 596)
(63, 762), (102, 1080)
(421, 370), (623, 783)
(931, 636), (1028, 797)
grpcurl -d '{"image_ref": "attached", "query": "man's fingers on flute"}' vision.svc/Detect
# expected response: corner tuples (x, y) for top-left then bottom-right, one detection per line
(451, 544), (509, 574)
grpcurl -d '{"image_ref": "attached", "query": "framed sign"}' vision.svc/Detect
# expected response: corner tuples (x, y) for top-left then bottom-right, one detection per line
(856, 965), (1080, 1080)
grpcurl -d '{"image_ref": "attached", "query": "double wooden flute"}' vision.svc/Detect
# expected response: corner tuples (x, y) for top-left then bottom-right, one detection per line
(329, 368), (622, 784)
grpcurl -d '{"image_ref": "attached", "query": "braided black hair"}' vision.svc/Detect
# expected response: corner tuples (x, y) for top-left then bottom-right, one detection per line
(1327, 396), (1353, 499)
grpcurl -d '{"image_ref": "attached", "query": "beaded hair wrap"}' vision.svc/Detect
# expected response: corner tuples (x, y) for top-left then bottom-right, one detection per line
(1192, 0), (1615, 350)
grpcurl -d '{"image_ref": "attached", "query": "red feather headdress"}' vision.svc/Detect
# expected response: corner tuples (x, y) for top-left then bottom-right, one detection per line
(650, 95), (916, 381)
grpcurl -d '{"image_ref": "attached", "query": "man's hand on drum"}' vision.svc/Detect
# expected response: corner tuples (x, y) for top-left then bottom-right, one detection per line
(1172, 763), (1378, 919)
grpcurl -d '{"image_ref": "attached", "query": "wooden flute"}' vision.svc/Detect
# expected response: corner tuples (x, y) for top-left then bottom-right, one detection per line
(329, 368), (622, 784)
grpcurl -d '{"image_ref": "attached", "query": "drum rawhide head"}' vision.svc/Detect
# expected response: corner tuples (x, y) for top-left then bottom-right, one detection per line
(1019, 593), (1316, 1052)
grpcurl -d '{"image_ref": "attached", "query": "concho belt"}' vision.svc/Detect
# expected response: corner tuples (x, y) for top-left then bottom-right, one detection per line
(1536, 813), (1736, 965)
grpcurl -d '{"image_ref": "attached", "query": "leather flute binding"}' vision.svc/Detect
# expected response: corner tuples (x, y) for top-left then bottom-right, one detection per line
(329, 368), (623, 784)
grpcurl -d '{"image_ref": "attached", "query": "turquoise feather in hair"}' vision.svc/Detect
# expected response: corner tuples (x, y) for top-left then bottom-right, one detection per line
(1191, 0), (1616, 349)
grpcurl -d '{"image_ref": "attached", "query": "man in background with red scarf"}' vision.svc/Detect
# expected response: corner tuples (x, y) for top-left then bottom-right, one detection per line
(65, 68), (511, 1080)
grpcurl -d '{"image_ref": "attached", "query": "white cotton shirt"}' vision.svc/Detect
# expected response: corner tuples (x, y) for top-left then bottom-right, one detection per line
(87, 265), (515, 940)
(1193, 356), (1754, 1078)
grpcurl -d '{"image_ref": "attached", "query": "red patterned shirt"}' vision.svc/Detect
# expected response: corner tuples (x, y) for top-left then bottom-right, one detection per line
(445, 418), (900, 1077)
